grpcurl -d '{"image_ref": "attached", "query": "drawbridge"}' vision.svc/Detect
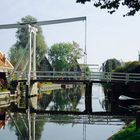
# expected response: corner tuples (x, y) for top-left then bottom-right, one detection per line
(1, 16), (140, 140)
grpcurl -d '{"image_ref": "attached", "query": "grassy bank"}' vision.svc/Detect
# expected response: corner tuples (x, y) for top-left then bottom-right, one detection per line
(109, 121), (140, 140)
(0, 89), (9, 92)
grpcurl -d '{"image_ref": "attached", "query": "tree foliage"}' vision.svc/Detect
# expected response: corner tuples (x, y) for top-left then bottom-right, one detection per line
(9, 47), (26, 71)
(76, 0), (140, 16)
(114, 61), (140, 73)
(103, 58), (121, 72)
(48, 42), (82, 71)
(9, 15), (47, 70)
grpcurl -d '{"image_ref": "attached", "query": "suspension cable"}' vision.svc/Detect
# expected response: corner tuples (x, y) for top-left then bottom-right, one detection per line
(9, 40), (29, 80)
(84, 17), (87, 65)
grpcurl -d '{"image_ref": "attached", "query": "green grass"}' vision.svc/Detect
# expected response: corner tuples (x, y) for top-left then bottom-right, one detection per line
(0, 89), (9, 92)
(111, 121), (140, 140)
(42, 82), (53, 86)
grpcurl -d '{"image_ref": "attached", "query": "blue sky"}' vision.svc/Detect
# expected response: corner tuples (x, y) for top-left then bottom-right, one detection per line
(0, 0), (140, 66)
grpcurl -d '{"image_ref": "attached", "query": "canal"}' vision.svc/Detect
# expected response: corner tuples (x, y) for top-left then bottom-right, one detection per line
(0, 83), (125, 140)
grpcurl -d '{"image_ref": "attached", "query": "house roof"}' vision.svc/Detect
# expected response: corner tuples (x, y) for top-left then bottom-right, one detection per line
(0, 51), (13, 70)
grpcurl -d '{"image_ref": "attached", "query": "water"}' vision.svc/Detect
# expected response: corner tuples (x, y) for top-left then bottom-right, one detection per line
(0, 126), (17, 140)
(92, 83), (106, 111)
(0, 83), (124, 140)
(41, 123), (122, 140)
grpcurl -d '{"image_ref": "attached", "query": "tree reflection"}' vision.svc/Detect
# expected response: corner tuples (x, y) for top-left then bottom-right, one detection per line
(47, 85), (83, 111)
(8, 113), (46, 140)
(38, 93), (53, 110)
(7, 85), (84, 140)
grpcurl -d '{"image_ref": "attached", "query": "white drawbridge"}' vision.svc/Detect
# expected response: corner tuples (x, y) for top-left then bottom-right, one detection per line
(0, 16), (87, 140)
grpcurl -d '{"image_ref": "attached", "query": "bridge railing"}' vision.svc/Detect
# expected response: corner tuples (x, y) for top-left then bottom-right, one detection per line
(8, 71), (140, 83)
(90, 72), (140, 83)
(36, 71), (83, 80)
(9, 71), (84, 80)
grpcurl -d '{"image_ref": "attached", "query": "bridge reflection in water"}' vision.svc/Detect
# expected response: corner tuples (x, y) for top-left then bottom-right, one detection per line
(0, 83), (137, 140)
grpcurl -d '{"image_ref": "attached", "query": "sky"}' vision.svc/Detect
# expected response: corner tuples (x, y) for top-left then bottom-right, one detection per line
(0, 0), (140, 67)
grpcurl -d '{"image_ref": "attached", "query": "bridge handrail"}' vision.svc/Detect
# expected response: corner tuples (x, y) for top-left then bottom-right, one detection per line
(91, 71), (140, 76)
(8, 71), (140, 83)
(8, 71), (84, 80)
(90, 71), (140, 82)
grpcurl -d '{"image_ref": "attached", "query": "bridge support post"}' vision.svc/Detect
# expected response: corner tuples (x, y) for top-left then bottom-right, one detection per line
(85, 81), (92, 113)
(136, 111), (140, 129)
(25, 84), (29, 109)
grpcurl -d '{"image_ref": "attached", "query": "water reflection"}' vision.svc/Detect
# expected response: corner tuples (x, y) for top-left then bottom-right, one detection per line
(0, 83), (133, 140)
(44, 86), (84, 112)
(7, 112), (45, 140)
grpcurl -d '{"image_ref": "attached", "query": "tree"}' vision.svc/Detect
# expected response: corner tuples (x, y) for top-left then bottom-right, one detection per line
(114, 61), (140, 73)
(48, 42), (82, 71)
(76, 0), (140, 16)
(103, 58), (121, 72)
(9, 15), (47, 70)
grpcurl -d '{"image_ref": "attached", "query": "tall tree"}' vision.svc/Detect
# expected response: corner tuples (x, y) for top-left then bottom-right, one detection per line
(76, 0), (140, 16)
(48, 42), (82, 71)
(9, 15), (47, 70)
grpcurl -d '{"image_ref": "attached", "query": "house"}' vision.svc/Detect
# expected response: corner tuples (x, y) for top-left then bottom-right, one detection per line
(38, 56), (53, 71)
(37, 56), (53, 79)
(0, 51), (13, 91)
(0, 51), (13, 72)
(0, 111), (6, 129)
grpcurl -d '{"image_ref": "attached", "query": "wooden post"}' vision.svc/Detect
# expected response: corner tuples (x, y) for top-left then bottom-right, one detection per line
(136, 111), (140, 129)
(85, 81), (92, 113)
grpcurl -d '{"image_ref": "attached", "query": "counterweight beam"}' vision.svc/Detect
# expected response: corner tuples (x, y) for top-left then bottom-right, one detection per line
(0, 16), (86, 29)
